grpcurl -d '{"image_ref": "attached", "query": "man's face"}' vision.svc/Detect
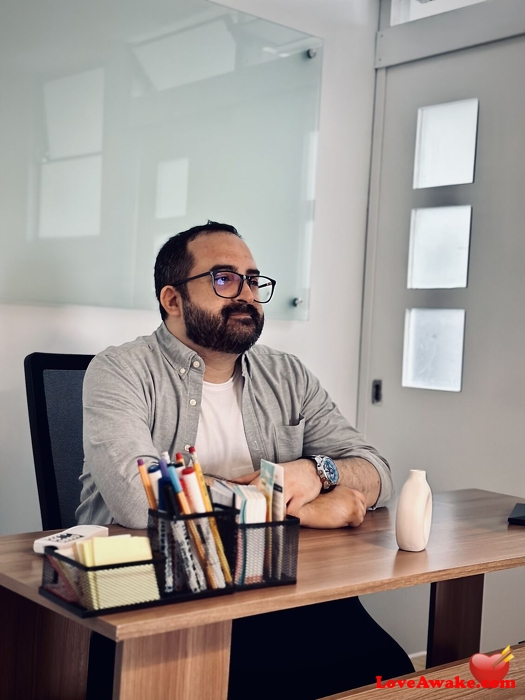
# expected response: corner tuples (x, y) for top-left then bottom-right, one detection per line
(180, 233), (265, 354)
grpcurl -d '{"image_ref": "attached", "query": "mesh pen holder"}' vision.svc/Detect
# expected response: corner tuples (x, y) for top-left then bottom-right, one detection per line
(234, 516), (300, 590)
(148, 506), (237, 601)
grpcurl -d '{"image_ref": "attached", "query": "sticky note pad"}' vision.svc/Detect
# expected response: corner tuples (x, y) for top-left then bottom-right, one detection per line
(91, 536), (152, 566)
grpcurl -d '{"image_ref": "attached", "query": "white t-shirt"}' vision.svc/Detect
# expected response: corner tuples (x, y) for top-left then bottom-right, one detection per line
(195, 367), (254, 480)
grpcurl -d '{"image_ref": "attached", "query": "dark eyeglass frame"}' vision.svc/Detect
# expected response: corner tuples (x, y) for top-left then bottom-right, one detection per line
(170, 270), (277, 303)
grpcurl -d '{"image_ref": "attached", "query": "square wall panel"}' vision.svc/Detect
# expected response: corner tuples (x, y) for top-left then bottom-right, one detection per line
(402, 308), (466, 391)
(408, 206), (472, 289)
(413, 98), (479, 189)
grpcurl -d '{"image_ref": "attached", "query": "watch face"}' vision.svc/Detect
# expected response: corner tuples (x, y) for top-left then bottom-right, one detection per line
(322, 457), (338, 485)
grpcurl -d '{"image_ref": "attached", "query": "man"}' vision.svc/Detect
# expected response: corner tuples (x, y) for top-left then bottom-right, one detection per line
(77, 221), (413, 698)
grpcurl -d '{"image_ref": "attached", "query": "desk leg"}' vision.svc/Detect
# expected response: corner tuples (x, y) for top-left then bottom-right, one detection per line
(0, 585), (90, 699)
(426, 574), (484, 667)
(112, 620), (232, 700)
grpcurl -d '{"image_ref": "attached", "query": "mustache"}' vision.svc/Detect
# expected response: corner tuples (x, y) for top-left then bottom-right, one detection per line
(221, 303), (261, 321)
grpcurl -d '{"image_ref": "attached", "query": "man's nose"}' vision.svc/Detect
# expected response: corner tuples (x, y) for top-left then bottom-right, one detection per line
(236, 278), (256, 302)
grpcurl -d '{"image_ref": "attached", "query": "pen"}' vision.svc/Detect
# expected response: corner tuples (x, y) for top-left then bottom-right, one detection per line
(189, 447), (232, 585)
(160, 458), (204, 592)
(166, 464), (215, 586)
(137, 459), (157, 510)
(180, 467), (225, 589)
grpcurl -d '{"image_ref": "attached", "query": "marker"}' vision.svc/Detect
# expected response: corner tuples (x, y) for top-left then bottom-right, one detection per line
(147, 464), (162, 504)
(166, 462), (216, 588)
(180, 467), (206, 513)
(161, 480), (179, 516)
(137, 459), (157, 510)
(189, 446), (232, 584)
(158, 458), (170, 480)
(174, 452), (186, 477)
(157, 476), (172, 512)
(180, 467), (225, 589)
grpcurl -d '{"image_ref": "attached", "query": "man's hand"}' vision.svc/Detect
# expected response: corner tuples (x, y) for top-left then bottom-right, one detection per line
(231, 458), (321, 515)
(296, 486), (367, 529)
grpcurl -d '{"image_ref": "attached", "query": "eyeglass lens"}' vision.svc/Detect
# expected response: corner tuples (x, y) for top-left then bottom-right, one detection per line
(213, 271), (273, 302)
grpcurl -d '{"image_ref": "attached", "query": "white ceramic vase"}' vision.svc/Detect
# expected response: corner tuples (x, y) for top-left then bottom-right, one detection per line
(395, 469), (433, 552)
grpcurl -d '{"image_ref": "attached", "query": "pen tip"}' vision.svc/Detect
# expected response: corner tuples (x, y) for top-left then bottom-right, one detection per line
(189, 446), (196, 453)
(175, 452), (184, 461)
(137, 458), (144, 466)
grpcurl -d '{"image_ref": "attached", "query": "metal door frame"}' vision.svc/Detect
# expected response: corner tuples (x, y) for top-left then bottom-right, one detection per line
(358, 0), (525, 432)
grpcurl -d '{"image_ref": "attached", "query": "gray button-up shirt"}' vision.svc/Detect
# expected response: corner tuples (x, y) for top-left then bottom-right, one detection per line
(77, 323), (393, 528)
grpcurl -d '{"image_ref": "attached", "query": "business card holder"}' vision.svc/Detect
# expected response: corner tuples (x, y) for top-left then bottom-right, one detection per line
(234, 516), (300, 591)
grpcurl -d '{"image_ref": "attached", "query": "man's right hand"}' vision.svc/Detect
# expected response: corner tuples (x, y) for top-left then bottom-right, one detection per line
(296, 486), (366, 529)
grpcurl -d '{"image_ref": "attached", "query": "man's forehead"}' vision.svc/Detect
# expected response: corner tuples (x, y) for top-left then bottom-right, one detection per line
(189, 232), (257, 269)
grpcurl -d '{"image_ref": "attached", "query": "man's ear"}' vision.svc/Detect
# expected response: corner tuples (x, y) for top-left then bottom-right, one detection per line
(160, 285), (184, 318)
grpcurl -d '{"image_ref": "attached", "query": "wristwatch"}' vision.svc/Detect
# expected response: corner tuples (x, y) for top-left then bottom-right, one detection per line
(307, 455), (339, 492)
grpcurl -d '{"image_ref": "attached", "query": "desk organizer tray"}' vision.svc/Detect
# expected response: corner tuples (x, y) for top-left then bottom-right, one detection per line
(40, 506), (238, 617)
(234, 516), (300, 590)
(40, 549), (169, 617)
(40, 509), (299, 616)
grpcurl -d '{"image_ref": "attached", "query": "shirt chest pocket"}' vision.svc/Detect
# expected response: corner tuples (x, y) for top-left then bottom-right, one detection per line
(274, 416), (305, 464)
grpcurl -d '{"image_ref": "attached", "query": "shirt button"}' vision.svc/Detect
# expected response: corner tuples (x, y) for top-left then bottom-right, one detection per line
(184, 444), (191, 451)
(193, 361), (200, 368)
(189, 399), (197, 406)
(179, 368), (186, 375)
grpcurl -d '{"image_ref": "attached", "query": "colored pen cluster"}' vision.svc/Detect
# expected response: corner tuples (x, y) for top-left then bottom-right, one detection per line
(138, 448), (232, 593)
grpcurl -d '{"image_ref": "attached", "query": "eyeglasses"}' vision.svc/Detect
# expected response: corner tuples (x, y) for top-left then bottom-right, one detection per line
(171, 270), (276, 303)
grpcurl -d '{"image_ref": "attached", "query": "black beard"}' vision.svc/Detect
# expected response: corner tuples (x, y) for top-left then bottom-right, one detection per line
(182, 298), (264, 354)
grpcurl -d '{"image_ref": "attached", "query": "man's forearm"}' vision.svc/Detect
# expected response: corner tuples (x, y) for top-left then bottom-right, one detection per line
(335, 457), (380, 508)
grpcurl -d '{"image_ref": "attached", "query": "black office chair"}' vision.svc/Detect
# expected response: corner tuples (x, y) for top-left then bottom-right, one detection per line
(24, 351), (123, 699)
(24, 352), (94, 530)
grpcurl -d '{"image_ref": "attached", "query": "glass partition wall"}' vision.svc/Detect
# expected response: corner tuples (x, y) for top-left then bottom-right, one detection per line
(0, 0), (323, 320)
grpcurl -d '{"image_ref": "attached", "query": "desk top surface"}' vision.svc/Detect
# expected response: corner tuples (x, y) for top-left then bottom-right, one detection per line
(1, 489), (524, 641)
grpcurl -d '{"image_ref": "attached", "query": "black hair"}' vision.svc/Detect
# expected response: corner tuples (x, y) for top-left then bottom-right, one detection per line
(154, 221), (241, 320)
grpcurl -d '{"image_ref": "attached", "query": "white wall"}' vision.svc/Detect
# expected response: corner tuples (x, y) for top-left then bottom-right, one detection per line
(0, 0), (380, 536)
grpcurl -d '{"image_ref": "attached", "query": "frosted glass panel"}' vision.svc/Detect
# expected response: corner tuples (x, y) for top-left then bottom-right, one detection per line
(43, 69), (104, 158)
(133, 21), (236, 91)
(402, 308), (465, 391)
(408, 206), (471, 289)
(413, 99), (479, 189)
(0, 0), (323, 320)
(38, 156), (102, 239)
(156, 159), (189, 219)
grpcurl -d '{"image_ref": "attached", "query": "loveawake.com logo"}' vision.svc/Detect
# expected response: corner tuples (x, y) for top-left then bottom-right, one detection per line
(376, 645), (516, 690)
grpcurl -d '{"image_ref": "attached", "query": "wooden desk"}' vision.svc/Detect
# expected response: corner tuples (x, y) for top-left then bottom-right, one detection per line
(1, 489), (524, 700)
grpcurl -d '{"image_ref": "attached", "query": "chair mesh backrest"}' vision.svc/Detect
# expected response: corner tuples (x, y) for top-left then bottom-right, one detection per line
(25, 353), (94, 530)
(42, 369), (86, 528)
